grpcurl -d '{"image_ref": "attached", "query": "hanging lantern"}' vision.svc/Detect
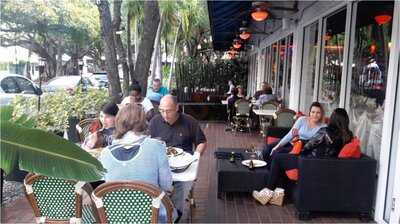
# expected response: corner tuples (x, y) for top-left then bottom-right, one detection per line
(251, 7), (268, 22)
(233, 43), (242, 49)
(239, 27), (251, 40)
(370, 43), (377, 54)
(374, 14), (392, 25)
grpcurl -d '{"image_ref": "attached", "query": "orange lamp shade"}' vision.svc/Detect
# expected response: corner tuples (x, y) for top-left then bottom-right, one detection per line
(374, 14), (392, 25)
(233, 43), (241, 49)
(370, 44), (377, 54)
(240, 31), (251, 40)
(251, 8), (268, 22)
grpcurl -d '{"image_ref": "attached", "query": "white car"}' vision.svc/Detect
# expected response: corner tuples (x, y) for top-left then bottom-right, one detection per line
(86, 72), (108, 88)
(42, 76), (95, 92)
(0, 74), (42, 106)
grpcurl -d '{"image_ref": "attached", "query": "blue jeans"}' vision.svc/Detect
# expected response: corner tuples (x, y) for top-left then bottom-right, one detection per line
(171, 181), (193, 214)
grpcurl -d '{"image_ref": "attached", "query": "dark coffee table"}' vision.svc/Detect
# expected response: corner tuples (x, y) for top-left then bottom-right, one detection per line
(216, 148), (270, 198)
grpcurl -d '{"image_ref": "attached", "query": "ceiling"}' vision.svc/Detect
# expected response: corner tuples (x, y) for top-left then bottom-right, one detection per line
(207, 1), (298, 51)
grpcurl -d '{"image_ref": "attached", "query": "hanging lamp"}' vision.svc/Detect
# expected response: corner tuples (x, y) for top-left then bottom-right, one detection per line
(251, 7), (269, 21)
(374, 14), (392, 25)
(239, 27), (251, 40)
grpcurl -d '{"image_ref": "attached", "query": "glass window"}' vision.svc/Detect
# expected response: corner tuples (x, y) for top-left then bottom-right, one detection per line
(299, 22), (319, 112)
(284, 35), (294, 107)
(264, 46), (271, 83)
(349, 1), (393, 163)
(14, 77), (36, 94)
(277, 38), (286, 101)
(1, 77), (20, 93)
(318, 8), (347, 115)
(271, 42), (278, 92)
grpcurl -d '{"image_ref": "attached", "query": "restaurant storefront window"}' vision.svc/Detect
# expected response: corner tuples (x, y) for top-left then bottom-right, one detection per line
(349, 1), (394, 163)
(264, 46), (271, 83)
(299, 22), (319, 112)
(284, 35), (294, 107)
(277, 38), (286, 101)
(271, 41), (278, 93)
(318, 8), (347, 115)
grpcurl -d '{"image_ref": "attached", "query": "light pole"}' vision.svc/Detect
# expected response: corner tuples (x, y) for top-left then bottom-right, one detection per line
(37, 58), (46, 111)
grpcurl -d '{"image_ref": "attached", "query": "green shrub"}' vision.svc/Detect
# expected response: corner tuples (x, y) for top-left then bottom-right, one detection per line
(12, 88), (109, 132)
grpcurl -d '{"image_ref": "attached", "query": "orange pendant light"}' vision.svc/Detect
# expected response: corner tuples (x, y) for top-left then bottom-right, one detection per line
(374, 14), (392, 25)
(239, 27), (251, 40)
(233, 43), (242, 49)
(251, 7), (269, 22)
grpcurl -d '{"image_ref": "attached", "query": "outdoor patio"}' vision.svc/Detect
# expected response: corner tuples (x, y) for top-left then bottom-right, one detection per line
(1, 123), (365, 223)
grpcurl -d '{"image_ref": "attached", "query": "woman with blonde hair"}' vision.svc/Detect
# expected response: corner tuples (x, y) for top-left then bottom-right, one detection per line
(99, 103), (175, 222)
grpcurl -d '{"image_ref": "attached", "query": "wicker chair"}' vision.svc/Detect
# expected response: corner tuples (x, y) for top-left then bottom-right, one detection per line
(259, 101), (280, 135)
(23, 173), (98, 223)
(76, 118), (100, 143)
(232, 99), (252, 132)
(273, 108), (296, 127)
(91, 181), (175, 224)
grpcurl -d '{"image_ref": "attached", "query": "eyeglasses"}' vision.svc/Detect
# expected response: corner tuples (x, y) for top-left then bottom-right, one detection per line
(159, 108), (175, 114)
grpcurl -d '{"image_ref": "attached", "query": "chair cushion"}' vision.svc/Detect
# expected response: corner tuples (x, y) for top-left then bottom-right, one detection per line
(338, 138), (361, 158)
(265, 137), (280, 144)
(289, 140), (303, 155)
(285, 169), (299, 181)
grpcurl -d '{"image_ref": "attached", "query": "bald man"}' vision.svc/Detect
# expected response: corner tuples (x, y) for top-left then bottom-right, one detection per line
(149, 94), (207, 219)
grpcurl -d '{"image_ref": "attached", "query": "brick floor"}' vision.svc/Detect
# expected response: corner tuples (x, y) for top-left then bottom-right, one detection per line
(1, 123), (366, 223)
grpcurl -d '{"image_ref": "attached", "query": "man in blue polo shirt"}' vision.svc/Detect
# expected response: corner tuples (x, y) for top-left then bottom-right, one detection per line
(149, 94), (207, 220)
(146, 78), (169, 103)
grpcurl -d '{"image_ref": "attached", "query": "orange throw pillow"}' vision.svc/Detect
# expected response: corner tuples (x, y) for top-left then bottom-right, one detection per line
(286, 169), (299, 181)
(289, 140), (303, 155)
(338, 138), (361, 158)
(266, 137), (280, 144)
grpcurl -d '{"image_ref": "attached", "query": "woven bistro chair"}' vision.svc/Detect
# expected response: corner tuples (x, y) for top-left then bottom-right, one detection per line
(76, 118), (100, 143)
(259, 101), (280, 135)
(273, 108), (296, 127)
(91, 181), (174, 224)
(23, 173), (98, 223)
(232, 99), (252, 132)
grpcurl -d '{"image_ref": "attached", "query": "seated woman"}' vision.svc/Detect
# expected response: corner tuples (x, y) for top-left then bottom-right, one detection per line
(262, 102), (326, 167)
(82, 101), (118, 149)
(236, 85), (247, 99)
(254, 108), (353, 205)
(99, 103), (176, 222)
(256, 86), (276, 106)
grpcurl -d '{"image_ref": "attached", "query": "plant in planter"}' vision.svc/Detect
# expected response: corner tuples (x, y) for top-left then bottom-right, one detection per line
(0, 105), (105, 182)
(12, 88), (109, 134)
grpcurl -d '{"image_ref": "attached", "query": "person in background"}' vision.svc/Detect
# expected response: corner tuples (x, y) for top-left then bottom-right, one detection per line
(261, 102), (326, 167)
(227, 87), (241, 124)
(82, 101), (118, 149)
(120, 84), (155, 121)
(254, 82), (270, 100)
(149, 95), (207, 220)
(256, 85), (276, 105)
(236, 85), (246, 99)
(99, 104), (176, 222)
(147, 78), (169, 103)
(253, 108), (353, 205)
(226, 80), (235, 96)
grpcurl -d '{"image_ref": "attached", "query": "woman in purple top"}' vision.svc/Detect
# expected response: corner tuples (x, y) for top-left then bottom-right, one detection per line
(262, 102), (326, 167)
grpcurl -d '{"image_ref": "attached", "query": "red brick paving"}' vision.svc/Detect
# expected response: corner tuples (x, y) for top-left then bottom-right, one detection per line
(1, 123), (366, 223)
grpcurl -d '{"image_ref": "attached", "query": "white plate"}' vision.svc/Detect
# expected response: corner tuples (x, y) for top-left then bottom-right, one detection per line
(169, 152), (196, 169)
(166, 147), (184, 157)
(241, 159), (267, 168)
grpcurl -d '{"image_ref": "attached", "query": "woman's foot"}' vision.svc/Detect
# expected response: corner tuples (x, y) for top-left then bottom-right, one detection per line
(252, 188), (274, 205)
(269, 188), (285, 206)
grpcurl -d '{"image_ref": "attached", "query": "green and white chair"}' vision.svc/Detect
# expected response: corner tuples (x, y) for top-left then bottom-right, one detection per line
(233, 99), (252, 132)
(23, 173), (98, 223)
(91, 181), (174, 224)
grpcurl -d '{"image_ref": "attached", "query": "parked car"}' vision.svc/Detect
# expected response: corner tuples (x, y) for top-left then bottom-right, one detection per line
(86, 72), (108, 88)
(42, 76), (95, 92)
(0, 73), (42, 106)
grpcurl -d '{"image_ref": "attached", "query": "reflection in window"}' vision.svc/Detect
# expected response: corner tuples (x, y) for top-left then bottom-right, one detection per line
(277, 38), (286, 101)
(264, 47), (271, 83)
(349, 1), (393, 172)
(319, 8), (347, 115)
(299, 22), (318, 112)
(284, 35), (293, 107)
(271, 42), (278, 92)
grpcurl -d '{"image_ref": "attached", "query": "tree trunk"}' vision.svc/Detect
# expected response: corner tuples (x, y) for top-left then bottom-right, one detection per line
(127, 11), (135, 85)
(97, 0), (121, 97)
(113, 0), (130, 96)
(133, 1), (160, 96)
(150, 12), (163, 82)
(167, 21), (181, 89)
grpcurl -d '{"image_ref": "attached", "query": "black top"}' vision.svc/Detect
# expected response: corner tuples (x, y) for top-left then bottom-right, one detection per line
(301, 127), (346, 158)
(149, 113), (206, 153)
(101, 127), (115, 147)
